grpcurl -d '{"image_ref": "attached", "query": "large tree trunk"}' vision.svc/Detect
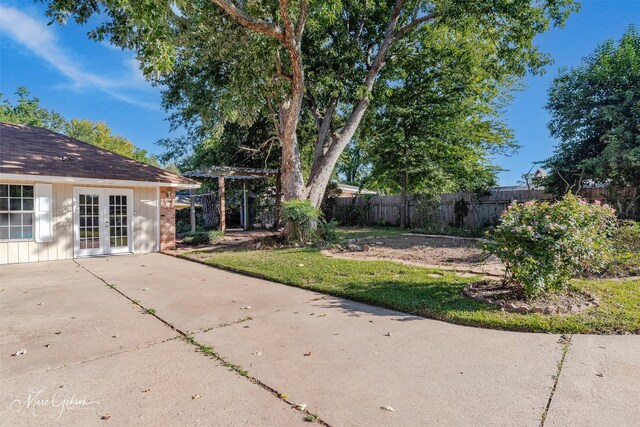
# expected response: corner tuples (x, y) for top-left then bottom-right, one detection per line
(201, 193), (219, 229)
(210, 0), (427, 212)
(279, 100), (305, 200)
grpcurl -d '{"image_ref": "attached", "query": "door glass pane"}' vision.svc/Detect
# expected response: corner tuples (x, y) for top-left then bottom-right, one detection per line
(108, 194), (128, 248)
(79, 193), (100, 249)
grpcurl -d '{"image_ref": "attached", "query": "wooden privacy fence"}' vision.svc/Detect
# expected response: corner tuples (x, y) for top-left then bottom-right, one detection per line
(327, 187), (638, 228)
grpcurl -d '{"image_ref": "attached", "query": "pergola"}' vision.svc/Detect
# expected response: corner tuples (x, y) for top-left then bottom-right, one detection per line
(182, 166), (281, 232)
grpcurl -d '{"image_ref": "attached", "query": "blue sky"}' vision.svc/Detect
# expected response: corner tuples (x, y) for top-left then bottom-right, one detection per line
(1, 0), (638, 185)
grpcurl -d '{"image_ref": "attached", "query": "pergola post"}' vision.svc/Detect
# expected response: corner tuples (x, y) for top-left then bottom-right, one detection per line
(275, 173), (282, 230)
(190, 189), (196, 232)
(219, 175), (226, 233)
(243, 181), (248, 230)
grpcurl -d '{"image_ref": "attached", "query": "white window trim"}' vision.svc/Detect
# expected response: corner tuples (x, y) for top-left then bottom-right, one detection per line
(0, 183), (35, 242)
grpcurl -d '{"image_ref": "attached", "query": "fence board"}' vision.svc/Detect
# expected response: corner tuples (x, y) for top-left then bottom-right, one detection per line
(328, 187), (638, 227)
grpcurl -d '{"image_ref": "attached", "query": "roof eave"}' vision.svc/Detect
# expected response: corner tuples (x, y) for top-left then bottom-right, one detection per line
(0, 172), (201, 189)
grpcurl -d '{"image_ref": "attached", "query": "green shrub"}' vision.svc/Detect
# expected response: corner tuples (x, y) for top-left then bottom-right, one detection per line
(281, 199), (320, 243)
(603, 220), (640, 276)
(486, 194), (617, 298)
(317, 219), (339, 242)
(181, 230), (224, 246)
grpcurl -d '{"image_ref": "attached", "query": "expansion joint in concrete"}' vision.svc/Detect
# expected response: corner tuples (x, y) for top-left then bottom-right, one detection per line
(540, 334), (572, 426)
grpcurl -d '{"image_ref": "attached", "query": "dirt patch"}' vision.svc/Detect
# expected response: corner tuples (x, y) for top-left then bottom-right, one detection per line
(332, 234), (504, 275)
(463, 280), (599, 315)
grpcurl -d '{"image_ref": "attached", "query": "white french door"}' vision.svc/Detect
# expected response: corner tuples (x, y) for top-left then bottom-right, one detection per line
(74, 187), (133, 257)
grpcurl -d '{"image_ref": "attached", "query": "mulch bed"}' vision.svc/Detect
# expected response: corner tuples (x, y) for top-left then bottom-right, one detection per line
(334, 234), (504, 274)
(463, 279), (599, 315)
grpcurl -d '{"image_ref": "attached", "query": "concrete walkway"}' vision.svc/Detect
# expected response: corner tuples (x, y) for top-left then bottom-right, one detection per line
(2, 254), (639, 426)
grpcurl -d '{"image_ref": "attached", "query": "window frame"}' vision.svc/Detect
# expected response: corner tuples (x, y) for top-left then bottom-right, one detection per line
(0, 184), (35, 242)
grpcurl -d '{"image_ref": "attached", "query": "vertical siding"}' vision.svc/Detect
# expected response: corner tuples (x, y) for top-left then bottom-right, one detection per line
(133, 187), (142, 253)
(132, 187), (157, 254)
(0, 242), (7, 264)
(1, 182), (160, 264)
(140, 187), (156, 253)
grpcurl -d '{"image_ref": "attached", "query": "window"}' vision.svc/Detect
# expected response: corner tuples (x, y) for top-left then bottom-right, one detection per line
(0, 184), (34, 240)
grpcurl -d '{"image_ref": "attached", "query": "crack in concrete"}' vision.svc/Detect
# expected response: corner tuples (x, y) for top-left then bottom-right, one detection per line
(187, 316), (253, 336)
(540, 334), (572, 426)
(76, 259), (332, 426)
(7, 335), (181, 379)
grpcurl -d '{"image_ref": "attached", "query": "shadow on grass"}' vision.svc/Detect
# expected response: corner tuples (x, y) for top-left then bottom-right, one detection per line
(185, 247), (640, 334)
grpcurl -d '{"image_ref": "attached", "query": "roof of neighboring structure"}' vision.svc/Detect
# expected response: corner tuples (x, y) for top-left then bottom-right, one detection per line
(336, 183), (377, 195)
(0, 122), (199, 187)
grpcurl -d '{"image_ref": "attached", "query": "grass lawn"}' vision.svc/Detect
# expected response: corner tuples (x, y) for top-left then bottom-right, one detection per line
(186, 247), (640, 334)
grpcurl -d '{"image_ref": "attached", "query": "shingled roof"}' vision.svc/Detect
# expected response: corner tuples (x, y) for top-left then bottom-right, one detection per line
(0, 122), (198, 187)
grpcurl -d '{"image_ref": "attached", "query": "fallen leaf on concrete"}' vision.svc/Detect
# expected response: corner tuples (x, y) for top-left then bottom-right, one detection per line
(241, 306), (252, 310)
(294, 402), (307, 411)
(303, 352), (312, 357)
(12, 349), (27, 356)
(380, 405), (395, 412)
(318, 313), (326, 317)
(100, 414), (111, 420)
(280, 393), (288, 399)
(192, 394), (202, 400)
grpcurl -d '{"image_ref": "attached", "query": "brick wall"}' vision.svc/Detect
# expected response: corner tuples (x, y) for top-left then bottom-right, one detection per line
(159, 187), (176, 251)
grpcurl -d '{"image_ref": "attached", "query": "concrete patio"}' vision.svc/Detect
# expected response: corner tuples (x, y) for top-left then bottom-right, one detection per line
(1, 254), (638, 426)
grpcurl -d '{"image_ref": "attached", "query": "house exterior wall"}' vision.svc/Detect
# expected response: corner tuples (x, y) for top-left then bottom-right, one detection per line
(159, 187), (176, 251)
(0, 181), (159, 265)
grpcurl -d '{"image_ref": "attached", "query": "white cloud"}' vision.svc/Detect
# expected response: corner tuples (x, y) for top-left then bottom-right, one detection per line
(0, 4), (158, 110)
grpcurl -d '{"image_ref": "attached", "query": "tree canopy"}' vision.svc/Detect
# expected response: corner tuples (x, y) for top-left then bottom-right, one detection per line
(0, 87), (159, 166)
(0, 87), (66, 132)
(542, 25), (640, 211)
(42, 0), (578, 209)
(364, 24), (515, 197)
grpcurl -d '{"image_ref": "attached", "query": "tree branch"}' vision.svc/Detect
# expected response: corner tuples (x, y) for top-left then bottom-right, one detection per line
(210, 0), (284, 41)
(314, 97), (338, 161)
(275, 50), (293, 81)
(279, 0), (295, 42)
(395, 11), (440, 38)
(294, 0), (309, 43)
